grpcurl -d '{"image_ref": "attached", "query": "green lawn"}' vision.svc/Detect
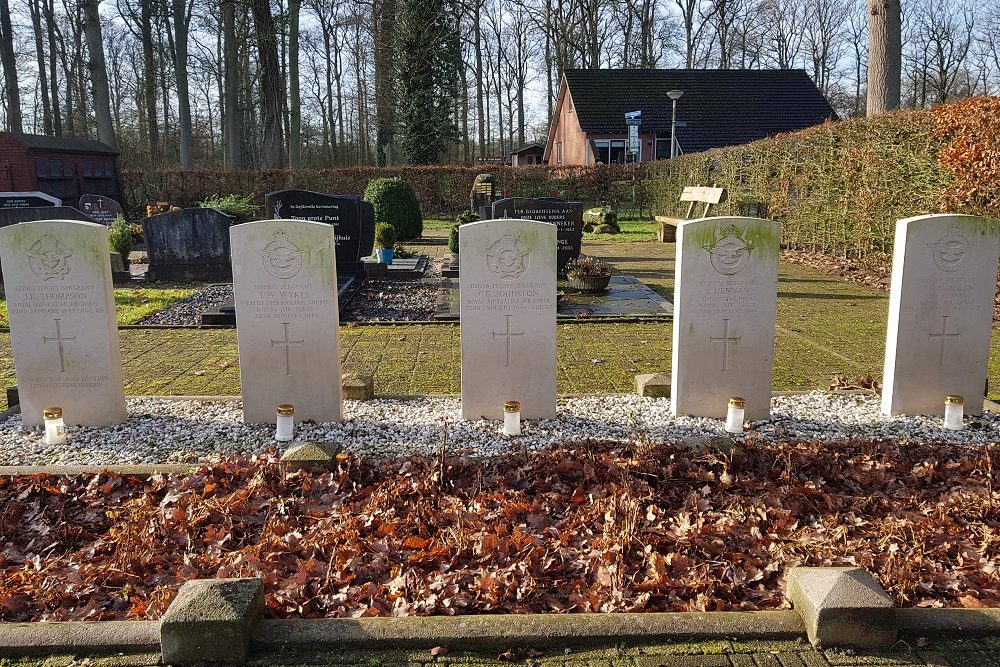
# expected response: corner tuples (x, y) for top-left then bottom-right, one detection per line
(0, 286), (195, 327)
(422, 217), (657, 243)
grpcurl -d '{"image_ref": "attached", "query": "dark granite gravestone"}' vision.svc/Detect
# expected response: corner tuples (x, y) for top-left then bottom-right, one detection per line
(0, 207), (96, 283)
(79, 194), (124, 225)
(264, 190), (375, 276)
(143, 208), (233, 281)
(492, 197), (584, 275)
(0, 191), (60, 208)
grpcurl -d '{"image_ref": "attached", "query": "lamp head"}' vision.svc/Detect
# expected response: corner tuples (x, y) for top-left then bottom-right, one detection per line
(666, 89), (684, 101)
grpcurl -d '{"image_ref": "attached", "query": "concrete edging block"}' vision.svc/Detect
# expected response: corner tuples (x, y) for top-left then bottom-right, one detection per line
(0, 621), (160, 657)
(160, 578), (263, 665)
(786, 566), (896, 648)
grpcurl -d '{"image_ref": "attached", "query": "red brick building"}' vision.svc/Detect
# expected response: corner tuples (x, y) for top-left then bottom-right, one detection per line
(0, 132), (123, 206)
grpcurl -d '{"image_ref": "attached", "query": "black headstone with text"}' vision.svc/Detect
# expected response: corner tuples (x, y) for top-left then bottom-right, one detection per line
(79, 194), (124, 225)
(0, 207), (96, 284)
(264, 189), (375, 276)
(0, 191), (60, 208)
(492, 197), (584, 275)
(143, 208), (233, 281)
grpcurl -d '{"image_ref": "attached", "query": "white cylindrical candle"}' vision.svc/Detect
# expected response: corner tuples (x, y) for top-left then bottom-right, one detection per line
(725, 397), (745, 434)
(275, 404), (295, 441)
(503, 400), (521, 436)
(944, 395), (964, 430)
(43, 406), (66, 445)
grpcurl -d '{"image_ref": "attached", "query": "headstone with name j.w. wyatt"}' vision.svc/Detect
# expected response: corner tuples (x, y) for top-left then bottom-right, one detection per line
(491, 197), (584, 275)
(671, 216), (779, 421)
(230, 218), (343, 424)
(882, 214), (1000, 416)
(264, 190), (375, 276)
(0, 219), (127, 426)
(459, 218), (557, 420)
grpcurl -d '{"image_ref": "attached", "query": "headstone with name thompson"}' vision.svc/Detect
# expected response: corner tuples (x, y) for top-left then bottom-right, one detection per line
(492, 198), (584, 275)
(459, 218), (557, 420)
(0, 207), (97, 284)
(671, 216), (779, 421)
(0, 219), (127, 426)
(230, 219), (343, 424)
(882, 214), (1000, 416)
(264, 190), (375, 276)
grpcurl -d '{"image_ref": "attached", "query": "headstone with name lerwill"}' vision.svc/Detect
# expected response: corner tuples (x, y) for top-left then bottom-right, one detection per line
(143, 208), (233, 281)
(460, 218), (557, 420)
(882, 214), (1000, 416)
(0, 219), (127, 426)
(0, 192), (60, 208)
(492, 197), (584, 275)
(79, 194), (124, 225)
(264, 190), (375, 276)
(671, 216), (779, 420)
(230, 219), (342, 424)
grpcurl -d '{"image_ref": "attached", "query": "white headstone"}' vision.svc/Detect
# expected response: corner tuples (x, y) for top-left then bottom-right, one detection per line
(671, 216), (780, 420)
(459, 218), (557, 420)
(0, 220), (126, 426)
(231, 219), (342, 424)
(882, 214), (1000, 416)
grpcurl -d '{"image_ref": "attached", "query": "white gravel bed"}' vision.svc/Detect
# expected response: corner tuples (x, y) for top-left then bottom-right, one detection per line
(1, 392), (998, 466)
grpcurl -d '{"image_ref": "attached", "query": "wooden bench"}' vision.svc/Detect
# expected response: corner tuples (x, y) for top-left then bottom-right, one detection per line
(655, 186), (728, 242)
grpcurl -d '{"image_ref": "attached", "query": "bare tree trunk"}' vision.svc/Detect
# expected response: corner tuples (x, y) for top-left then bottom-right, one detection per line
(373, 0), (396, 166)
(251, 0), (285, 167)
(474, 0), (485, 159)
(222, 0), (240, 167)
(44, 0), (62, 135)
(81, 0), (115, 147)
(0, 0), (23, 132)
(173, 0), (194, 167)
(29, 0), (52, 134)
(288, 0), (301, 169)
(140, 0), (159, 163)
(866, 0), (901, 115)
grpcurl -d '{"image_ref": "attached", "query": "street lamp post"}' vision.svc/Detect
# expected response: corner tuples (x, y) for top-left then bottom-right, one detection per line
(667, 89), (684, 159)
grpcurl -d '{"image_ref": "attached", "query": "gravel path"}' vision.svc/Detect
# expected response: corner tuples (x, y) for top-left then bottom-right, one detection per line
(2, 392), (997, 466)
(135, 284), (233, 325)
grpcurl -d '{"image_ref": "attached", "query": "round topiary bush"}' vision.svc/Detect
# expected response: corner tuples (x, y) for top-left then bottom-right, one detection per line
(363, 177), (423, 241)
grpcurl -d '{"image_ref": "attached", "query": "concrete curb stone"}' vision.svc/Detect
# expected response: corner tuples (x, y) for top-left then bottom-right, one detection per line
(160, 578), (264, 665)
(786, 567), (895, 649)
(0, 621), (160, 657)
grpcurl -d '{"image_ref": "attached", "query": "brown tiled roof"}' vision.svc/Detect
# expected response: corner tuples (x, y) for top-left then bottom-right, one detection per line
(3, 132), (118, 154)
(563, 69), (837, 153)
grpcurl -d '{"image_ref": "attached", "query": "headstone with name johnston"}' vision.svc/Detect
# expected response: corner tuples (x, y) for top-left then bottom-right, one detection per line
(264, 190), (375, 275)
(230, 219), (343, 424)
(671, 216), (780, 421)
(459, 218), (557, 420)
(0, 219), (127, 426)
(882, 213), (1000, 416)
(492, 197), (584, 275)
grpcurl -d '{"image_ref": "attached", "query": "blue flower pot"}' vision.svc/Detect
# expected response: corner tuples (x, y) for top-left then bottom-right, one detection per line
(376, 247), (394, 265)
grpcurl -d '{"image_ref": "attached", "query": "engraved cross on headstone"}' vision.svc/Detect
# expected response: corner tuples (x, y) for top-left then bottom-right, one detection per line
(271, 322), (305, 376)
(928, 314), (961, 368)
(492, 314), (524, 367)
(43, 318), (76, 373)
(710, 318), (741, 372)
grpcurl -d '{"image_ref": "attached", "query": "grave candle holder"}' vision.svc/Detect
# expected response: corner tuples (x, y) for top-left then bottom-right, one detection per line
(944, 395), (964, 430)
(725, 397), (745, 434)
(503, 400), (521, 436)
(275, 404), (295, 441)
(43, 406), (66, 445)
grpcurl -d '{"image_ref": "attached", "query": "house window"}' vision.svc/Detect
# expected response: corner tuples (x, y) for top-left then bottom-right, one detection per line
(655, 137), (685, 160)
(557, 142), (563, 165)
(594, 140), (627, 165)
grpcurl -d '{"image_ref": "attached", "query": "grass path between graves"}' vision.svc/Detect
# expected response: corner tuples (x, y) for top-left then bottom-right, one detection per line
(2, 236), (1000, 411)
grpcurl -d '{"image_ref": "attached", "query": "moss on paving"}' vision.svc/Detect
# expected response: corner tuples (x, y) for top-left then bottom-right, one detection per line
(2, 237), (1000, 413)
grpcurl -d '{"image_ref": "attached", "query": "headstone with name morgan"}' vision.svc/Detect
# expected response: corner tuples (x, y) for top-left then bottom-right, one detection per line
(459, 218), (557, 420)
(882, 213), (1000, 416)
(143, 208), (233, 281)
(0, 191), (60, 208)
(0, 219), (127, 426)
(671, 216), (780, 421)
(264, 190), (375, 277)
(230, 218), (343, 424)
(79, 194), (124, 225)
(492, 197), (584, 275)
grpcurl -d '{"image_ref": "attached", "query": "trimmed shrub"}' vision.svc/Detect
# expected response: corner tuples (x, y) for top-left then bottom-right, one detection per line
(584, 207), (619, 231)
(374, 222), (397, 249)
(448, 209), (479, 253)
(364, 177), (423, 241)
(197, 193), (260, 223)
(108, 215), (133, 261)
